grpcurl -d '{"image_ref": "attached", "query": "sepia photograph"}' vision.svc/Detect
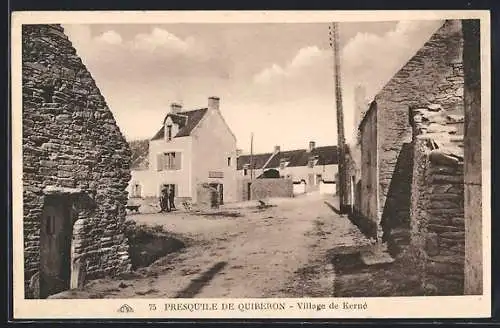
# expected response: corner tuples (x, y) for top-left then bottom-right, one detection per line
(11, 10), (490, 319)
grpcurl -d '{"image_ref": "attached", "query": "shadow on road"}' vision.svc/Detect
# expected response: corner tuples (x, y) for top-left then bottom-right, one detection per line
(174, 261), (228, 298)
(330, 253), (423, 297)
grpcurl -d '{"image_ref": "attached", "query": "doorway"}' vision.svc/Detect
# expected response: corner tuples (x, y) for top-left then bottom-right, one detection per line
(208, 183), (219, 208)
(247, 183), (252, 201)
(39, 195), (73, 299)
(350, 175), (355, 213)
(160, 184), (176, 198)
(219, 184), (224, 205)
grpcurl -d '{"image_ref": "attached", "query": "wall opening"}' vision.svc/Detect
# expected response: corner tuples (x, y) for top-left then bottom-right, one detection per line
(39, 195), (73, 299)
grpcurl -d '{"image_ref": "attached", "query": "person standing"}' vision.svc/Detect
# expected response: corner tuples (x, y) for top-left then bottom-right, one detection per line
(159, 185), (170, 213)
(168, 185), (176, 211)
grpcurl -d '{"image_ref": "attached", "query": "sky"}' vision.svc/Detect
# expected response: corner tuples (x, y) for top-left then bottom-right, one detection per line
(63, 20), (443, 153)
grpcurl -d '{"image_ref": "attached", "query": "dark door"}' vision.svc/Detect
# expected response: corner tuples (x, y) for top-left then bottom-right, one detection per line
(219, 184), (224, 205)
(39, 196), (72, 298)
(247, 183), (252, 201)
(161, 184), (176, 197)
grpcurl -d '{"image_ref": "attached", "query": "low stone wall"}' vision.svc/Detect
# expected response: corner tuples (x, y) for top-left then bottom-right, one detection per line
(319, 181), (336, 194)
(250, 179), (293, 200)
(410, 106), (465, 295)
(293, 182), (306, 195)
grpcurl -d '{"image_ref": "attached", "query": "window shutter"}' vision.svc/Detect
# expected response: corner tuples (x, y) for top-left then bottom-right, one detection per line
(157, 154), (163, 171)
(175, 152), (182, 170)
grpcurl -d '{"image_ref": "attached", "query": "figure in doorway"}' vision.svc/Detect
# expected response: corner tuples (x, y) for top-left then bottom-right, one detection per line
(168, 185), (176, 211)
(159, 185), (170, 213)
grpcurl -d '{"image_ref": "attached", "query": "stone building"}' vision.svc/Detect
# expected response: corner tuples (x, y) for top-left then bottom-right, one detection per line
(237, 142), (338, 186)
(352, 20), (473, 293)
(354, 20), (464, 244)
(462, 19), (483, 295)
(236, 142), (338, 201)
(22, 24), (132, 298)
(128, 97), (238, 207)
(409, 105), (465, 295)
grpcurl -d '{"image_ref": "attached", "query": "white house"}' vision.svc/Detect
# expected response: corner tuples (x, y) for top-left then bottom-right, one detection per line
(237, 141), (338, 193)
(128, 97), (238, 204)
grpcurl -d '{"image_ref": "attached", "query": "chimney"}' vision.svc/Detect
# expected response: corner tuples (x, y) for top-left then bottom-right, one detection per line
(274, 145), (281, 153)
(354, 85), (367, 127)
(308, 141), (316, 152)
(171, 103), (182, 114)
(208, 96), (220, 111)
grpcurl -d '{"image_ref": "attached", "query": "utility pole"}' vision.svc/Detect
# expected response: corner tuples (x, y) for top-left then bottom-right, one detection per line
(250, 132), (254, 180)
(329, 22), (348, 213)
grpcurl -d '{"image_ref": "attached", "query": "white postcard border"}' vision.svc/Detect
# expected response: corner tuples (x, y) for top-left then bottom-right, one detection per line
(10, 10), (491, 319)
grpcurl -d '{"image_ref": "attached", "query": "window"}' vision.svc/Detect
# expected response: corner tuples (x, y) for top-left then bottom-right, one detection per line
(157, 152), (181, 171)
(243, 168), (248, 176)
(166, 125), (173, 141)
(308, 156), (319, 168)
(227, 157), (231, 167)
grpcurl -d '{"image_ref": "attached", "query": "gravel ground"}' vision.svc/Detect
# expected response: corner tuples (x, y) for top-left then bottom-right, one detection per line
(51, 192), (422, 299)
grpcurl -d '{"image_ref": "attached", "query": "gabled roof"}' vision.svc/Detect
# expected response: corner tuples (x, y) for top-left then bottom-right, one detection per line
(151, 108), (208, 140)
(237, 145), (339, 170)
(237, 153), (274, 170)
(266, 146), (338, 168)
(264, 150), (303, 169)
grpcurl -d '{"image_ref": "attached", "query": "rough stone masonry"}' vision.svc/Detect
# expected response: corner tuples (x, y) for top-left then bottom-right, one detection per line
(22, 24), (132, 297)
(410, 105), (465, 295)
(372, 19), (464, 246)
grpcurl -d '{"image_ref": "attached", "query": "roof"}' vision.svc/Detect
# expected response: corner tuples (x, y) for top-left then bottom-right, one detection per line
(237, 153), (274, 170)
(237, 145), (339, 170)
(151, 108), (208, 140)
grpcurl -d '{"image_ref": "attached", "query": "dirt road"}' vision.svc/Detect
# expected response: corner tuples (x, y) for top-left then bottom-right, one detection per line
(64, 192), (373, 299)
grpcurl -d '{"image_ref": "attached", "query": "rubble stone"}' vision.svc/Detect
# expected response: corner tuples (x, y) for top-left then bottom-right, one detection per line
(22, 24), (132, 297)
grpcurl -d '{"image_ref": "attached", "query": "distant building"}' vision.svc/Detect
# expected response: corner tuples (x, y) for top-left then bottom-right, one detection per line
(128, 97), (238, 205)
(237, 141), (338, 192)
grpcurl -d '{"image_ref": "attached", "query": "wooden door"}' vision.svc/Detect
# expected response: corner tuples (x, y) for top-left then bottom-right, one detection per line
(247, 183), (252, 200)
(39, 196), (72, 298)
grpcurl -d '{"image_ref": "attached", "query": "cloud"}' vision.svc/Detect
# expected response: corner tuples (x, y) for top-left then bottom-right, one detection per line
(253, 45), (330, 85)
(339, 20), (444, 143)
(341, 20), (444, 100)
(253, 63), (286, 84)
(62, 24), (228, 81)
(290, 46), (325, 69)
(132, 28), (193, 53)
(96, 30), (123, 45)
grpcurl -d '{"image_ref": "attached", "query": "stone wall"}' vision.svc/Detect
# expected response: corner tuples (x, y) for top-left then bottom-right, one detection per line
(462, 19), (483, 295)
(410, 105), (465, 295)
(357, 102), (379, 239)
(23, 25), (132, 297)
(238, 179), (293, 200)
(367, 19), (464, 246)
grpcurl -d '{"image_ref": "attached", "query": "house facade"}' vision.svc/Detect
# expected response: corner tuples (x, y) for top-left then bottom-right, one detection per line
(237, 141), (338, 192)
(128, 97), (238, 205)
(22, 24), (132, 298)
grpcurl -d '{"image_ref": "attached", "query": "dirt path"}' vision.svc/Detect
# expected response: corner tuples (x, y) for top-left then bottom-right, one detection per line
(57, 193), (374, 299)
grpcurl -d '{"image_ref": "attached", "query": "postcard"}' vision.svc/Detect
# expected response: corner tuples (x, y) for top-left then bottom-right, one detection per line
(11, 9), (491, 319)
